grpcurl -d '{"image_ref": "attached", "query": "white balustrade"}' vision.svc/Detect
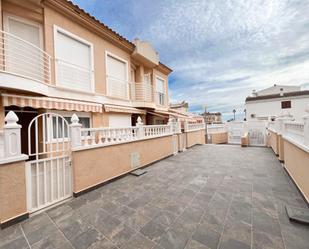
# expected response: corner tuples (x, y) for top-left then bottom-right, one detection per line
(80, 126), (139, 146)
(0, 30), (51, 84)
(284, 121), (305, 144)
(186, 122), (205, 132)
(207, 124), (227, 134)
(143, 124), (172, 137)
(70, 114), (173, 149)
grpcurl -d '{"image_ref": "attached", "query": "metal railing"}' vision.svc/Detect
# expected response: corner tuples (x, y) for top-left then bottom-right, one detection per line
(0, 30), (51, 83)
(107, 76), (129, 99)
(55, 59), (93, 92)
(130, 82), (154, 102)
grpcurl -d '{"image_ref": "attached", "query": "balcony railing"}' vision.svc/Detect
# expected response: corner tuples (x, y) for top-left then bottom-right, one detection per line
(0, 30), (51, 84)
(107, 76), (129, 99)
(156, 92), (167, 106)
(130, 82), (154, 102)
(55, 59), (93, 92)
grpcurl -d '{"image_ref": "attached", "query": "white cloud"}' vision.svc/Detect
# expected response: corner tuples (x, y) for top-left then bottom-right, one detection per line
(73, 0), (309, 120)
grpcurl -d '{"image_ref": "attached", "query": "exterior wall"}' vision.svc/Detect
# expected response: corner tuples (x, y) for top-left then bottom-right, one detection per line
(44, 6), (132, 94)
(207, 132), (228, 144)
(72, 135), (173, 193)
(186, 129), (205, 148)
(278, 135), (284, 162)
(177, 133), (186, 151)
(246, 96), (309, 121)
(0, 160), (27, 225)
(269, 130), (279, 155)
(283, 139), (309, 203)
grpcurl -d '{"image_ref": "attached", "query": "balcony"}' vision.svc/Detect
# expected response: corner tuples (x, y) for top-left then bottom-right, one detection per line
(0, 30), (51, 85)
(107, 76), (130, 100)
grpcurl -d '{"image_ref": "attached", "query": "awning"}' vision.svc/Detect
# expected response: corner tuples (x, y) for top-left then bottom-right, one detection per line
(104, 104), (146, 114)
(2, 94), (103, 113)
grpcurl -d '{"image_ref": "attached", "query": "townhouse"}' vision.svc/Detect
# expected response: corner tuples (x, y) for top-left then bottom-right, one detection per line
(0, 0), (174, 155)
(0, 0), (206, 228)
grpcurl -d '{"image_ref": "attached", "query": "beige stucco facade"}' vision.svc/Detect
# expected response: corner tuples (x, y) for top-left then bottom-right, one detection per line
(269, 130), (279, 155)
(72, 135), (174, 193)
(207, 132), (228, 144)
(0, 160), (27, 225)
(186, 130), (205, 148)
(283, 139), (309, 203)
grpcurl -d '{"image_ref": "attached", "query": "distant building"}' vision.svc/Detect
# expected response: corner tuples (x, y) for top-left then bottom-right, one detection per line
(169, 101), (189, 112)
(245, 84), (309, 121)
(202, 112), (222, 124)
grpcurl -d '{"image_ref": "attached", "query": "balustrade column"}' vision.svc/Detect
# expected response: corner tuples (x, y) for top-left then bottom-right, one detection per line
(70, 114), (82, 148)
(3, 111), (22, 158)
(136, 116), (144, 139)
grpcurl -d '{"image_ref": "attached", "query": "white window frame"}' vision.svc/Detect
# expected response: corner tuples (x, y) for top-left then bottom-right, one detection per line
(155, 75), (167, 106)
(105, 50), (129, 99)
(53, 25), (95, 93)
(47, 110), (92, 143)
(3, 12), (44, 49)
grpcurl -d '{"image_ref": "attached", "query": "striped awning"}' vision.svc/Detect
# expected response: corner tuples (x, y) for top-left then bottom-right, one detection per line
(104, 104), (146, 114)
(2, 94), (103, 113)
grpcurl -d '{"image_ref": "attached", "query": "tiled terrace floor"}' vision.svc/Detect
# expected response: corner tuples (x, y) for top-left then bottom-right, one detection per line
(1, 145), (309, 249)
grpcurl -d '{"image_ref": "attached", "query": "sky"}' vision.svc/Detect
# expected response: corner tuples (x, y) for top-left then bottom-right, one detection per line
(72, 0), (309, 120)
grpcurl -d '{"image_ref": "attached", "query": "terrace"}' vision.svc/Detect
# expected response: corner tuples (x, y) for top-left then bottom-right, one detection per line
(1, 145), (308, 249)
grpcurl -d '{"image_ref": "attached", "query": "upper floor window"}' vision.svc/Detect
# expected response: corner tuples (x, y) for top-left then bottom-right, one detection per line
(106, 52), (128, 99)
(156, 77), (166, 105)
(3, 14), (45, 82)
(281, 101), (291, 109)
(54, 26), (94, 92)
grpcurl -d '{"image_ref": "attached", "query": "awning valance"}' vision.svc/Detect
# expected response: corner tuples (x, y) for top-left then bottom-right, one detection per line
(2, 94), (103, 113)
(104, 104), (146, 114)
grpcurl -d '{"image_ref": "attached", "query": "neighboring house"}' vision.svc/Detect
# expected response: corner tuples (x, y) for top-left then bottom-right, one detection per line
(202, 112), (222, 124)
(0, 0), (173, 155)
(245, 85), (309, 121)
(170, 101), (189, 112)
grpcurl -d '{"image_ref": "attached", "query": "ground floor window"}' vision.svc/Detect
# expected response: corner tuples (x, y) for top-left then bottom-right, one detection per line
(49, 111), (91, 140)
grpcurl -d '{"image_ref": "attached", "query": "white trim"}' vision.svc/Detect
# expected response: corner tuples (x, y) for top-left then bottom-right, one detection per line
(105, 50), (129, 99)
(0, 154), (28, 165)
(3, 12), (44, 50)
(53, 25), (95, 93)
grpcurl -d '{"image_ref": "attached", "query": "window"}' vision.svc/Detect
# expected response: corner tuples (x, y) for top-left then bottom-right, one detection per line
(54, 26), (93, 92)
(281, 101), (291, 109)
(4, 14), (43, 80)
(106, 53), (128, 99)
(156, 77), (166, 105)
(50, 115), (91, 140)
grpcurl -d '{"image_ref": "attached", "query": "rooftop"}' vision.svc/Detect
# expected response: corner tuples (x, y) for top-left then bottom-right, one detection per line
(1, 145), (308, 249)
(246, 90), (309, 102)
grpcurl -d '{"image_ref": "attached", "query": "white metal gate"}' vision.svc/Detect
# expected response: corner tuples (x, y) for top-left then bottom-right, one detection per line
(247, 121), (267, 146)
(227, 121), (244, 144)
(26, 113), (72, 213)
